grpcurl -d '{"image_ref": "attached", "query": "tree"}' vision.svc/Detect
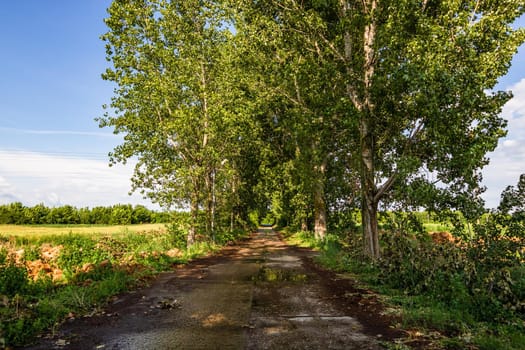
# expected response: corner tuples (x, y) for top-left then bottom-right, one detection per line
(239, 0), (525, 258)
(132, 205), (152, 224)
(100, 0), (245, 245)
(234, 1), (353, 238)
(25, 203), (50, 224)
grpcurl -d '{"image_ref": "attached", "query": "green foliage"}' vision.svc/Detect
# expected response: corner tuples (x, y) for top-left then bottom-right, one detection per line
(0, 203), (168, 225)
(0, 247), (8, 264)
(379, 233), (467, 296)
(379, 230), (524, 323)
(0, 261), (28, 297)
(287, 182), (525, 349)
(167, 223), (188, 249)
(373, 185), (525, 345)
(56, 235), (110, 278)
(213, 229), (248, 246)
(315, 236), (347, 271)
(100, 0), (259, 245)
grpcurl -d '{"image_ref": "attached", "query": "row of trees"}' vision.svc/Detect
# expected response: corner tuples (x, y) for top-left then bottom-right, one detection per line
(100, 0), (525, 258)
(0, 203), (169, 225)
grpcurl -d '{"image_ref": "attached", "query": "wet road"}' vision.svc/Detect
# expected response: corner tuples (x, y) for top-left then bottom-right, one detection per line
(24, 229), (392, 349)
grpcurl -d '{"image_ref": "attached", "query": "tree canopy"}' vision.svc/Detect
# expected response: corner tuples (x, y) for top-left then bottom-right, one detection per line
(100, 0), (525, 255)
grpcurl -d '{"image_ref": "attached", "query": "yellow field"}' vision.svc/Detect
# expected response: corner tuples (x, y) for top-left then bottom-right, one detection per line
(0, 223), (167, 239)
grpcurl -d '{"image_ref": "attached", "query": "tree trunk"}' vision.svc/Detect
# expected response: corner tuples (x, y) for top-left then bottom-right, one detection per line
(339, 0), (380, 258)
(313, 161), (327, 240)
(314, 189), (327, 240)
(361, 189), (380, 259)
(301, 218), (308, 232)
(188, 190), (198, 247)
(361, 0), (380, 259)
(211, 169), (216, 235)
(204, 170), (214, 237)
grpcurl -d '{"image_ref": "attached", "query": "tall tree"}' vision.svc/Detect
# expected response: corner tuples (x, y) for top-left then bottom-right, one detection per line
(100, 0), (242, 246)
(237, 0), (525, 258)
(339, 0), (524, 258)
(234, 0), (352, 238)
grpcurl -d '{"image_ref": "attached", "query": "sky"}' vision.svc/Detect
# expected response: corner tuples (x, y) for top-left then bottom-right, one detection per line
(0, 2), (524, 210)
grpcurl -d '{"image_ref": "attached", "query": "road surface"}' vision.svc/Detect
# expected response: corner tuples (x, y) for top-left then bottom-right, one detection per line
(24, 228), (402, 349)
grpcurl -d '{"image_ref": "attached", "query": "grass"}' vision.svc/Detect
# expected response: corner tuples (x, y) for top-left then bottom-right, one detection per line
(281, 229), (319, 249)
(0, 223), (166, 238)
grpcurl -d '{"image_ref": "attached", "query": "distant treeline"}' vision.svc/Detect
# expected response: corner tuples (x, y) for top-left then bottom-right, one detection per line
(0, 202), (170, 225)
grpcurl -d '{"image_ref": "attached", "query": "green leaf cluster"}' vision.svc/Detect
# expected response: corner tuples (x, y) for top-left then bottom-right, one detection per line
(100, 0), (525, 256)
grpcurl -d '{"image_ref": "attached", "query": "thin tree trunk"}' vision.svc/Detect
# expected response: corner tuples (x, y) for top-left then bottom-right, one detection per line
(204, 170), (213, 237)
(200, 61), (212, 237)
(314, 161), (327, 240)
(361, 188), (380, 258)
(188, 189), (199, 247)
(211, 169), (216, 235)
(314, 188), (327, 240)
(230, 178), (237, 231)
(301, 218), (308, 232)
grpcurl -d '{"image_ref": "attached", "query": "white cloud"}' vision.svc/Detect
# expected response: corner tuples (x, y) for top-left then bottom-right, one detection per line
(503, 79), (525, 119)
(0, 175), (20, 203)
(482, 78), (525, 208)
(0, 150), (156, 208)
(0, 127), (118, 138)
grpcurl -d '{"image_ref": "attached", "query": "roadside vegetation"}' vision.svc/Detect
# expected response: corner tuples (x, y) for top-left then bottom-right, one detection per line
(282, 179), (525, 350)
(0, 218), (250, 347)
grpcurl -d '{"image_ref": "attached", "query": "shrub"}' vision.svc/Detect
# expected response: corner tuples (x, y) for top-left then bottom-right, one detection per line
(0, 261), (28, 297)
(378, 227), (523, 323)
(56, 235), (111, 279)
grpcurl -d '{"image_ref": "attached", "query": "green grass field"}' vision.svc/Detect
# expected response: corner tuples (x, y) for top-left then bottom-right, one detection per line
(0, 223), (166, 239)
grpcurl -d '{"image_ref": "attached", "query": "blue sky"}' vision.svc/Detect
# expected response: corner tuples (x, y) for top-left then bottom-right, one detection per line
(0, 0), (142, 208)
(0, 2), (524, 209)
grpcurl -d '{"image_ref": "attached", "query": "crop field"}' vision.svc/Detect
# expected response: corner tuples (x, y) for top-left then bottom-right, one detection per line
(0, 223), (166, 238)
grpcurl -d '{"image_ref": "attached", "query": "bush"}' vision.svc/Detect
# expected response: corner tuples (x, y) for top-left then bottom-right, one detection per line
(167, 223), (187, 249)
(56, 235), (111, 279)
(0, 261), (28, 297)
(378, 228), (523, 323)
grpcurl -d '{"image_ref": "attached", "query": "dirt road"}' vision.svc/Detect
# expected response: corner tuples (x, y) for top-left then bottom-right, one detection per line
(24, 229), (402, 349)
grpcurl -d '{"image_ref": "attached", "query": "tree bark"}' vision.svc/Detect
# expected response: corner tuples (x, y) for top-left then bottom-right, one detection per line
(314, 160), (327, 240)
(361, 184), (380, 258)
(361, 0), (379, 259)
(188, 189), (199, 247)
(340, 0), (380, 259)
(204, 170), (213, 237)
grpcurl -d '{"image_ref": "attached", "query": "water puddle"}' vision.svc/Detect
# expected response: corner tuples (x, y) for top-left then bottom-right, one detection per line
(253, 266), (308, 283)
(265, 255), (302, 269)
(286, 315), (356, 323)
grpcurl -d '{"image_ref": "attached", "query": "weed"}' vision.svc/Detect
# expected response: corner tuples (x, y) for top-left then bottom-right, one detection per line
(0, 261), (28, 296)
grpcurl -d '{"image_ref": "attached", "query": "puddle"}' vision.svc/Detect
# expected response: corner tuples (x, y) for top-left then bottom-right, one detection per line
(286, 316), (357, 324)
(265, 255), (302, 269)
(253, 266), (308, 283)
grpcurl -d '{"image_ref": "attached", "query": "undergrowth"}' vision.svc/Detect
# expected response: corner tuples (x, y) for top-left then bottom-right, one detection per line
(0, 227), (248, 347)
(283, 221), (525, 350)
